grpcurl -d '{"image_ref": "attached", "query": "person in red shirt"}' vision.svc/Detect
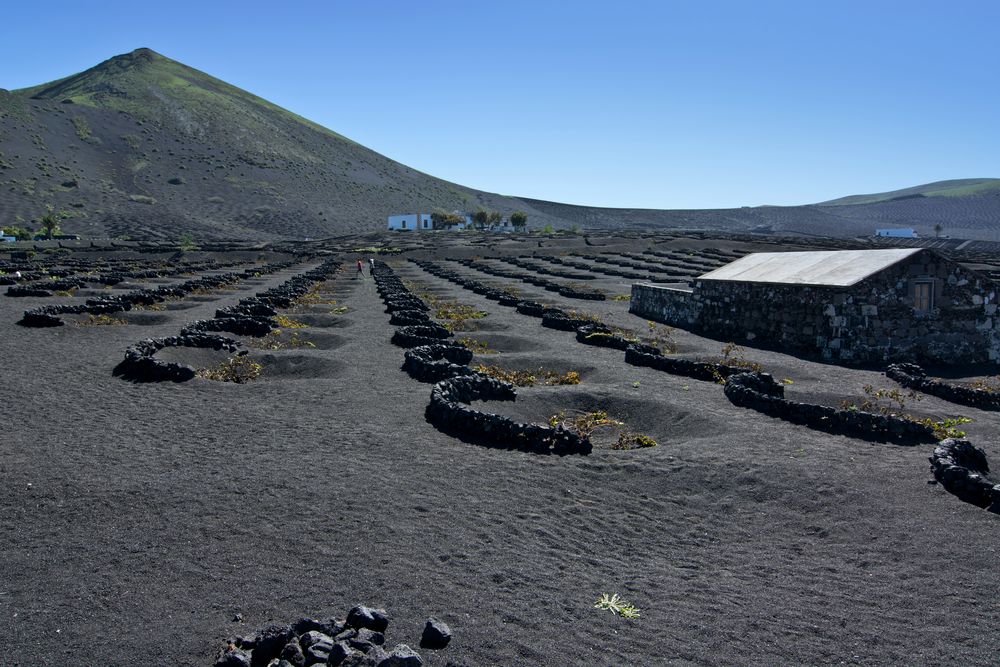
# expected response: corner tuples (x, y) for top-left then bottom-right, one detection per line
(356, 258), (365, 279)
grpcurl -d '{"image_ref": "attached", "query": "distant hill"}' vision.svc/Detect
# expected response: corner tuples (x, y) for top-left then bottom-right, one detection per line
(0, 48), (539, 240)
(819, 179), (1000, 206)
(1, 49), (998, 241)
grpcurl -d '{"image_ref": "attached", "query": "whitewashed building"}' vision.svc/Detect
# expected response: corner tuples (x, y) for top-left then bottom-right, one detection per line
(875, 228), (919, 238)
(387, 213), (471, 231)
(388, 213), (433, 231)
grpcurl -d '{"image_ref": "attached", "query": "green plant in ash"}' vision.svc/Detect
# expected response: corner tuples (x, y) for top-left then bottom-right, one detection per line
(564, 309), (603, 324)
(613, 432), (658, 450)
(178, 233), (199, 251)
(197, 356), (263, 383)
(245, 330), (315, 350)
(968, 377), (1000, 393)
(458, 337), (497, 354)
(646, 321), (677, 353)
(476, 365), (581, 387)
(273, 315), (307, 328)
(841, 384), (973, 440)
(434, 300), (487, 331)
(612, 294), (631, 302)
(549, 410), (623, 436)
(594, 593), (640, 620)
(708, 342), (763, 384)
(293, 286), (338, 306)
(75, 313), (127, 326)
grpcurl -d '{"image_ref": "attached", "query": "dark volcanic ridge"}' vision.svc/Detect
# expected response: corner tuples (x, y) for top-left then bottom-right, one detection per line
(2, 48), (999, 241)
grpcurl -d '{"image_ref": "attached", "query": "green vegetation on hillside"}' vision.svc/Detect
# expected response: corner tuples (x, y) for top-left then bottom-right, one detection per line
(820, 179), (1000, 206)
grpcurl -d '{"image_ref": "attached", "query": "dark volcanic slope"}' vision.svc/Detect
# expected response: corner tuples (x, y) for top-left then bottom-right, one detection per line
(1, 48), (999, 241)
(0, 48), (548, 240)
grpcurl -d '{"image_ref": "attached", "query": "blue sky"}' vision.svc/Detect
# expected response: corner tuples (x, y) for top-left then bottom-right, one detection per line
(1, 1), (997, 209)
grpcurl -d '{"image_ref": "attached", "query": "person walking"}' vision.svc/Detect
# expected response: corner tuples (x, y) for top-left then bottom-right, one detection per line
(356, 258), (365, 279)
(368, 257), (375, 274)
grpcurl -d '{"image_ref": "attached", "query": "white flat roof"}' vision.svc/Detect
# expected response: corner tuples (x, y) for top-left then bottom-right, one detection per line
(698, 248), (924, 287)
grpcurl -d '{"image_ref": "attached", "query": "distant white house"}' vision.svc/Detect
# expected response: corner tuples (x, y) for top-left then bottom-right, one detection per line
(388, 213), (433, 231)
(1, 234), (16, 243)
(875, 228), (918, 238)
(387, 212), (471, 231)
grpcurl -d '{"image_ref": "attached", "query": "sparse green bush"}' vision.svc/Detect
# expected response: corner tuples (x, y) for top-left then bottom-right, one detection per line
(458, 337), (497, 354)
(197, 356), (262, 383)
(273, 315), (307, 328)
(613, 432), (658, 450)
(75, 314), (127, 326)
(594, 593), (640, 620)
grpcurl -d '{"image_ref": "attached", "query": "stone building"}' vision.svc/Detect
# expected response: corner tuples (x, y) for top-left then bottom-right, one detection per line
(630, 248), (999, 364)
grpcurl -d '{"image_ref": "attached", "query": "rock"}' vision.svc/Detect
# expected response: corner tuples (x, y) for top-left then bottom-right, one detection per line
(215, 649), (252, 667)
(298, 630), (333, 648)
(379, 644), (423, 667)
(419, 618), (452, 650)
(291, 618), (330, 636)
(280, 638), (306, 667)
(252, 624), (296, 666)
(349, 628), (385, 652)
(326, 641), (354, 666)
(346, 605), (390, 632)
(304, 638), (334, 663)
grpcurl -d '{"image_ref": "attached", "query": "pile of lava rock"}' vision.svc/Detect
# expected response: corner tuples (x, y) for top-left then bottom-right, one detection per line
(215, 605), (454, 667)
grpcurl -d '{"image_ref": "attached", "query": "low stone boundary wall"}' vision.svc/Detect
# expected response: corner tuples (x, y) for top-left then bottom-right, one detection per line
(624, 346), (745, 382)
(111, 258), (341, 382)
(114, 334), (242, 382)
(426, 373), (591, 455)
(390, 324), (453, 348)
(402, 344), (475, 383)
(929, 439), (1000, 510)
(371, 261), (592, 456)
(887, 363), (1000, 410)
(723, 371), (937, 443)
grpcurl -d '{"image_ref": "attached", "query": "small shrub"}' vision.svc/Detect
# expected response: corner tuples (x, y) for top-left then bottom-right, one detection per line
(474, 364), (538, 387)
(550, 410), (623, 436)
(646, 321), (677, 354)
(841, 384), (972, 440)
(475, 365), (581, 387)
(550, 370), (581, 385)
(178, 233), (198, 251)
(594, 593), (640, 620)
(927, 416), (973, 440)
(612, 294), (631, 302)
(294, 286), (337, 306)
(245, 330), (315, 350)
(968, 377), (1000, 393)
(75, 314), (127, 326)
(613, 432), (658, 450)
(565, 309), (602, 323)
(197, 356), (262, 383)
(273, 315), (307, 328)
(708, 342), (763, 383)
(54, 289), (76, 297)
(435, 300), (487, 331)
(458, 337), (497, 354)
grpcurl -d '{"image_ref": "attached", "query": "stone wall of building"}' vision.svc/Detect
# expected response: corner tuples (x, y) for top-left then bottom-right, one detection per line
(631, 251), (999, 364)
